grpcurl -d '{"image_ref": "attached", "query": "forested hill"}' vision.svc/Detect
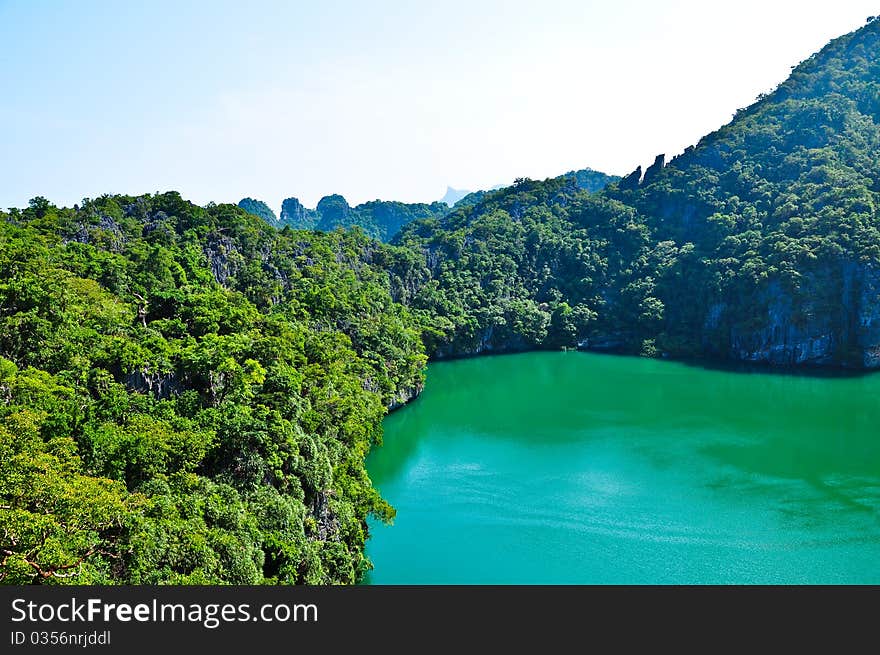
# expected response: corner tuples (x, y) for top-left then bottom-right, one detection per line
(0, 193), (426, 584)
(395, 176), (655, 357)
(238, 194), (450, 242)
(237, 197), (277, 224)
(238, 167), (618, 242)
(397, 17), (880, 367)
(451, 167), (620, 210)
(607, 15), (880, 366)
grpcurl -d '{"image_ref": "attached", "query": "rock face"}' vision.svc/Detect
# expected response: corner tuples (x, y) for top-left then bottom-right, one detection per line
(720, 263), (880, 368)
(202, 233), (243, 285)
(280, 197), (317, 230)
(386, 382), (425, 412)
(432, 327), (530, 360)
(727, 280), (837, 366)
(854, 265), (880, 367)
(540, 267), (880, 369)
(309, 490), (339, 542)
(641, 154), (665, 187)
(618, 166), (642, 191)
(124, 369), (181, 399)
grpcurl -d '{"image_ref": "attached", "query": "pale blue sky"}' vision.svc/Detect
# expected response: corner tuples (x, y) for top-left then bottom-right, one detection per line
(2, 1), (879, 212)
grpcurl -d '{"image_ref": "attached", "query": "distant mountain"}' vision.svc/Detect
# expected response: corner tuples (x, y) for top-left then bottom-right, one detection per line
(449, 189), (492, 209)
(237, 197), (277, 224)
(452, 169), (619, 209)
(278, 194), (449, 242)
(280, 196), (317, 230)
(440, 186), (471, 206)
(450, 184), (505, 209)
(561, 168), (620, 194)
(242, 167), (617, 241)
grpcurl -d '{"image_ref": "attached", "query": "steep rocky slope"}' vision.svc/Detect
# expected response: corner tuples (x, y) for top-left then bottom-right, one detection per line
(399, 18), (880, 368)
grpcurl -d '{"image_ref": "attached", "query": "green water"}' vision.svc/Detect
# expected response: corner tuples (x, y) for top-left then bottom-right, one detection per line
(364, 351), (880, 584)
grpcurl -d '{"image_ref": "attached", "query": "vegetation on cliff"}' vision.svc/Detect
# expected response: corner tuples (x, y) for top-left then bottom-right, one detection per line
(398, 18), (880, 366)
(277, 194), (450, 242)
(0, 194), (424, 584)
(243, 167), (618, 243)
(237, 197), (278, 225)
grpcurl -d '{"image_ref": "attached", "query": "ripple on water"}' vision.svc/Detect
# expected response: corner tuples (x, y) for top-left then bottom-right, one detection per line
(366, 352), (880, 583)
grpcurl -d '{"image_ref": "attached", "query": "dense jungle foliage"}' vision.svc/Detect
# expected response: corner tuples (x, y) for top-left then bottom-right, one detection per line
(0, 194), (424, 584)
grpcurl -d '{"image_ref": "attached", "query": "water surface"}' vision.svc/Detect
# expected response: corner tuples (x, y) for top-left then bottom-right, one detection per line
(365, 351), (880, 583)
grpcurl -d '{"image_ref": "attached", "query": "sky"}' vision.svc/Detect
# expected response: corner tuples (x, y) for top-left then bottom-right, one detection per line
(2, 1), (879, 213)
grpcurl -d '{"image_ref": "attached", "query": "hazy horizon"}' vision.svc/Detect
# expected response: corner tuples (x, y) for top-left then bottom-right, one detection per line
(3, 1), (880, 212)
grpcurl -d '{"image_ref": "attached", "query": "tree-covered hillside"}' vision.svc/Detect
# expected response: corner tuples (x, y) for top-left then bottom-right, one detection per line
(242, 166), (617, 243)
(237, 197), (278, 225)
(398, 17), (880, 367)
(606, 16), (880, 366)
(277, 194), (450, 242)
(0, 193), (425, 584)
(395, 176), (659, 357)
(451, 168), (619, 210)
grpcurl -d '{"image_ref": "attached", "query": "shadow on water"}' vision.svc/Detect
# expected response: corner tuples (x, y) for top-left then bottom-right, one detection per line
(368, 406), (431, 485)
(432, 345), (880, 378)
(670, 351), (879, 379)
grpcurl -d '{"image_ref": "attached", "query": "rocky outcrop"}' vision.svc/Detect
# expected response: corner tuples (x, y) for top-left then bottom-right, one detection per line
(853, 263), (880, 366)
(315, 195), (351, 229)
(202, 233), (243, 285)
(386, 382), (424, 412)
(728, 279), (838, 366)
(618, 166), (642, 191)
(280, 197), (317, 230)
(432, 326), (530, 360)
(641, 154), (665, 187)
(124, 368), (181, 399)
(419, 259), (880, 371)
(309, 490), (339, 542)
(64, 213), (126, 252)
(713, 262), (880, 368)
